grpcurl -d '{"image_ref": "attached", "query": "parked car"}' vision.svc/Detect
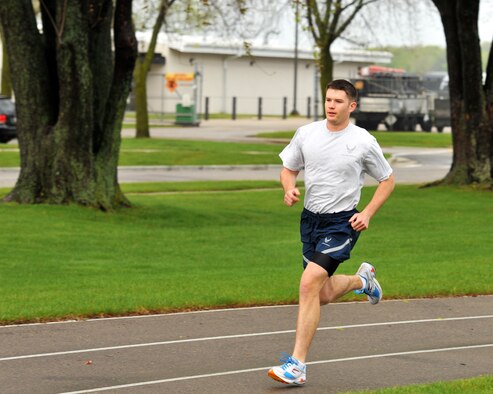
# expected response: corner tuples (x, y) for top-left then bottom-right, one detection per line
(0, 96), (17, 143)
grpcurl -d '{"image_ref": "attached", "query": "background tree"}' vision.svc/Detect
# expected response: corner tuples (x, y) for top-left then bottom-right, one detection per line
(133, 0), (175, 138)
(0, 0), (137, 209)
(132, 0), (288, 138)
(431, 0), (492, 186)
(303, 0), (378, 112)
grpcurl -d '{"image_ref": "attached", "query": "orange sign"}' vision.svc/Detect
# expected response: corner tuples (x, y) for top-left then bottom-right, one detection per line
(165, 73), (194, 82)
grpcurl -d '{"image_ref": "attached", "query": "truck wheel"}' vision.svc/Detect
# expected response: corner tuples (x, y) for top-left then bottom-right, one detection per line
(407, 117), (417, 132)
(394, 117), (417, 132)
(420, 120), (432, 132)
(392, 118), (406, 131)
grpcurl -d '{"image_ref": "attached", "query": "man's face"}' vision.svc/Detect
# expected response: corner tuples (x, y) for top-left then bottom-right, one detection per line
(325, 88), (357, 130)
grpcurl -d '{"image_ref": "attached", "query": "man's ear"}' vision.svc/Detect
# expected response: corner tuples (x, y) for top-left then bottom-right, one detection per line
(349, 101), (357, 113)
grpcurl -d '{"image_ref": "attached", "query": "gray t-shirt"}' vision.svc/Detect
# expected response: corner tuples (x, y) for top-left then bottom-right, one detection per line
(279, 120), (393, 214)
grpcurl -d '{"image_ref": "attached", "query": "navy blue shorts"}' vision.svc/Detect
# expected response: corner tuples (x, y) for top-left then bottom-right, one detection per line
(300, 208), (360, 274)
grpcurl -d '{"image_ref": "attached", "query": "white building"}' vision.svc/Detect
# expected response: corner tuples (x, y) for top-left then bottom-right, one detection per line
(0, 35), (392, 117)
(136, 35), (392, 117)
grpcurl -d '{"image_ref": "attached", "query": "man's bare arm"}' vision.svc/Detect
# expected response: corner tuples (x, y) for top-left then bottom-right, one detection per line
(280, 167), (301, 207)
(349, 174), (395, 231)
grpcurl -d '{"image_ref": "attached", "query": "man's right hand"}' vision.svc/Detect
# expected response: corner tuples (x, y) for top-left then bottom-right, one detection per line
(284, 188), (301, 206)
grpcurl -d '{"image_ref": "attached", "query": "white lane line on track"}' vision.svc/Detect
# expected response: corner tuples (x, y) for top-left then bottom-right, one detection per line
(59, 343), (493, 394)
(1, 315), (492, 362)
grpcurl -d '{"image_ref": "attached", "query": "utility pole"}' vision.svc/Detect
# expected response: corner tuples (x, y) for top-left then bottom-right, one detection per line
(290, 0), (300, 116)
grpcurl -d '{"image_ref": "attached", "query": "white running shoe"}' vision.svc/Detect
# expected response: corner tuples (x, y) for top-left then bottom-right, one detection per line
(355, 262), (383, 305)
(268, 353), (306, 385)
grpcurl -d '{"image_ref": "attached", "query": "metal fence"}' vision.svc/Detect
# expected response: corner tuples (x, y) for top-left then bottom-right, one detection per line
(127, 73), (324, 120)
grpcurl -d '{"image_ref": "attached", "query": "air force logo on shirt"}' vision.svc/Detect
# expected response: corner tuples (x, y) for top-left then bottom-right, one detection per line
(346, 144), (356, 153)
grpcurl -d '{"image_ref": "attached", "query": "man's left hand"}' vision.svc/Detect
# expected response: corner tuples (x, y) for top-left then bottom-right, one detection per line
(349, 212), (370, 232)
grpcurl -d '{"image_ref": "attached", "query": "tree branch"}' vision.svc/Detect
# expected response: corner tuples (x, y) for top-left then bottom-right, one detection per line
(40, 0), (69, 45)
(141, 0), (174, 72)
(305, 0), (321, 44)
(40, 0), (60, 38)
(331, 0), (378, 43)
(102, 0), (137, 144)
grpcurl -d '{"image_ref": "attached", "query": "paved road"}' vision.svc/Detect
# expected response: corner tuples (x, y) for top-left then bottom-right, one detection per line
(122, 117), (308, 143)
(0, 119), (452, 187)
(1, 296), (492, 393)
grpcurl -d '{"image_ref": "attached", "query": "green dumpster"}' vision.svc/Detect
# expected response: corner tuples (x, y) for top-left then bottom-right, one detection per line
(175, 103), (198, 126)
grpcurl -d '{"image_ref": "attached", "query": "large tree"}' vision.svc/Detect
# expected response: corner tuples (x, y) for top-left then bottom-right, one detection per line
(0, 1), (137, 209)
(432, 0), (492, 186)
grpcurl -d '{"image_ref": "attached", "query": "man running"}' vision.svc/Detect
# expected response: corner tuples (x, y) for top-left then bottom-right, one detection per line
(268, 79), (394, 386)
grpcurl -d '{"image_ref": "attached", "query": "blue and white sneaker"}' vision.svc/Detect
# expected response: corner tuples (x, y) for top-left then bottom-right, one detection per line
(268, 353), (306, 385)
(354, 262), (382, 305)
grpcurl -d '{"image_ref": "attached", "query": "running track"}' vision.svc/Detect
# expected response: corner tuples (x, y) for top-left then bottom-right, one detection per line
(1, 296), (492, 393)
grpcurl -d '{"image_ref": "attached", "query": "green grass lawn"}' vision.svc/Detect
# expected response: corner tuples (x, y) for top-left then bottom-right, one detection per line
(0, 130), (451, 167)
(120, 180), (282, 194)
(0, 183), (491, 324)
(118, 138), (283, 165)
(258, 130), (453, 148)
(0, 146), (19, 167)
(0, 139), (284, 167)
(346, 375), (493, 393)
(370, 130), (452, 148)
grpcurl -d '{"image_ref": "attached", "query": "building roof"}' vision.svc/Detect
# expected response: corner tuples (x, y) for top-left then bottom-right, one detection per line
(135, 32), (392, 64)
(167, 39), (392, 64)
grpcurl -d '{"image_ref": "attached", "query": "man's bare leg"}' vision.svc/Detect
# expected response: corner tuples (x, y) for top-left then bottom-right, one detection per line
(292, 262), (364, 362)
(319, 273), (364, 305)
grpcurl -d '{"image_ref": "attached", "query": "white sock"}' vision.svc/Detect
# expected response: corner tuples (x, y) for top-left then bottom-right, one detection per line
(358, 275), (367, 291)
(294, 357), (305, 368)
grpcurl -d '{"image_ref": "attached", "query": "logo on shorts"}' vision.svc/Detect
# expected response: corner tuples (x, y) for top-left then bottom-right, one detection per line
(322, 237), (332, 246)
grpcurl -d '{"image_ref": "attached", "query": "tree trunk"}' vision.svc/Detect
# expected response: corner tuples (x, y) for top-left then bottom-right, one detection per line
(133, 0), (170, 138)
(318, 46), (334, 116)
(304, 0), (371, 119)
(432, 0), (492, 186)
(134, 58), (150, 138)
(0, 0), (137, 210)
(0, 26), (12, 97)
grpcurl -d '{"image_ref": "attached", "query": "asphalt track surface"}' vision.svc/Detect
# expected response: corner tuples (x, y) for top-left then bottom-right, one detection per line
(1, 296), (492, 393)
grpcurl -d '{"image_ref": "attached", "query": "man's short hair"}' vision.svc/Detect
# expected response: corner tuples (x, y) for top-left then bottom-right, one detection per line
(326, 79), (358, 102)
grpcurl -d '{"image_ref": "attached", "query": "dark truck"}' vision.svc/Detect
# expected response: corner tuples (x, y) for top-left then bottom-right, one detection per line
(422, 71), (451, 132)
(351, 66), (450, 132)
